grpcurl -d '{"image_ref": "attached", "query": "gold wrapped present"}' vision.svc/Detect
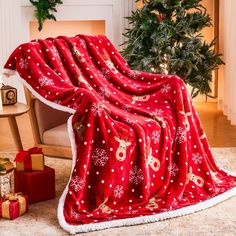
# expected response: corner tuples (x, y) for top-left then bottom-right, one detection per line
(0, 170), (14, 198)
(0, 193), (28, 220)
(15, 147), (44, 171)
(0, 157), (14, 174)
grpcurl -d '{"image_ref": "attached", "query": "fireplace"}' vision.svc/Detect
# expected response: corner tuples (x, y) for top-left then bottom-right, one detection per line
(21, 0), (134, 48)
(29, 20), (106, 40)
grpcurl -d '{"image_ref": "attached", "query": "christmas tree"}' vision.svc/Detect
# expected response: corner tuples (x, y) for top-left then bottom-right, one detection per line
(122, 0), (224, 97)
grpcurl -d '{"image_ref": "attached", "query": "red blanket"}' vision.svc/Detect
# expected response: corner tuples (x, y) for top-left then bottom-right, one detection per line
(4, 35), (236, 233)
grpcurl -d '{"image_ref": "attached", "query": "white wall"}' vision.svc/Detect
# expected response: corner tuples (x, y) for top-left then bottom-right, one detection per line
(0, 0), (25, 102)
(219, 0), (236, 125)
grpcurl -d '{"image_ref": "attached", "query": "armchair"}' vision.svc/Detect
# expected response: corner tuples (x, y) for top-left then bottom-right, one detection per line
(24, 88), (72, 158)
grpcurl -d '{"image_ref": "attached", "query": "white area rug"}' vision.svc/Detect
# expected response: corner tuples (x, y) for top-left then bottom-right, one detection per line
(0, 148), (236, 236)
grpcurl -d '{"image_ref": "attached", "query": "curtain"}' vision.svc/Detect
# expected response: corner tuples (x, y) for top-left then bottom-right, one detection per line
(219, 0), (236, 125)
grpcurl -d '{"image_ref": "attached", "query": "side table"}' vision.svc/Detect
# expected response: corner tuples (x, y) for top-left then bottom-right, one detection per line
(0, 103), (30, 151)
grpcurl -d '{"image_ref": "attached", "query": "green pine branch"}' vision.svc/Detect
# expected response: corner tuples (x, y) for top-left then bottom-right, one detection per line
(29, 0), (63, 31)
(122, 0), (224, 97)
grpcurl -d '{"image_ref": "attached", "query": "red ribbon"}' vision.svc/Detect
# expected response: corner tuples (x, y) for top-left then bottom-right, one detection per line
(15, 147), (43, 171)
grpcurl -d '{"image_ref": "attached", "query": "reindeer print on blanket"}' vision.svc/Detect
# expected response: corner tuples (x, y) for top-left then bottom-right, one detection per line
(114, 137), (132, 161)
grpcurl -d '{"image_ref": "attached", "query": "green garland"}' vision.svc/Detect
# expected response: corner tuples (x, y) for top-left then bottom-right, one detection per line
(30, 0), (63, 31)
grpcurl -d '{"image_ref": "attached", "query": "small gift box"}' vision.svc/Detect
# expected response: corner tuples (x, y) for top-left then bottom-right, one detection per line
(0, 158), (14, 198)
(15, 166), (55, 204)
(0, 157), (14, 175)
(15, 147), (44, 171)
(0, 193), (28, 220)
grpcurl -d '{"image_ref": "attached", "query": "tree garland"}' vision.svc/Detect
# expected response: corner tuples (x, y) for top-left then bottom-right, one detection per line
(29, 0), (63, 31)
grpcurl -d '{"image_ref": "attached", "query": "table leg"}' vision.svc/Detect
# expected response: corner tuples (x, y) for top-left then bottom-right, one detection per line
(8, 116), (23, 151)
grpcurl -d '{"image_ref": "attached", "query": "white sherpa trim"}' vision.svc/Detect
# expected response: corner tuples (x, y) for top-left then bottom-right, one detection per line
(1, 69), (15, 85)
(3, 69), (76, 114)
(57, 115), (78, 235)
(4, 70), (236, 234)
(220, 168), (236, 177)
(2, 68), (16, 77)
(58, 167), (236, 234)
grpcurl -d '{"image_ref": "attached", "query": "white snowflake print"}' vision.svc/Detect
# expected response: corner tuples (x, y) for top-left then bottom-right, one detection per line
(70, 209), (80, 219)
(128, 70), (140, 79)
(153, 108), (164, 116)
(125, 117), (135, 124)
(129, 166), (144, 185)
(91, 103), (103, 117)
(122, 105), (130, 113)
(135, 70), (142, 76)
(101, 67), (110, 80)
(130, 84), (139, 89)
(80, 39), (87, 49)
(176, 127), (187, 143)
(50, 46), (60, 58)
(71, 103), (78, 110)
(30, 41), (38, 46)
(113, 185), (124, 198)
(98, 87), (110, 98)
(92, 148), (109, 166)
(192, 153), (203, 165)
(151, 130), (161, 144)
(161, 83), (171, 93)
(19, 58), (29, 69)
(168, 163), (179, 176)
(38, 76), (54, 87)
(69, 176), (84, 192)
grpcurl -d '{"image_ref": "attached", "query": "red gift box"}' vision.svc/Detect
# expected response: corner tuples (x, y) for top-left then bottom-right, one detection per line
(14, 166), (55, 204)
(0, 193), (28, 220)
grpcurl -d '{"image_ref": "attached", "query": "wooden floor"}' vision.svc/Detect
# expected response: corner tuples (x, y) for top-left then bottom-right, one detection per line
(0, 102), (236, 153)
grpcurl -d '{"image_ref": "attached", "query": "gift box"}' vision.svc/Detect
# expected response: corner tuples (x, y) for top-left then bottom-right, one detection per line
(15, 147), (44, 171)
(14, 166), (55, 204)
(0, 157), (14, 174)
(0, 171), (14, 198)
(0, 193), (28, 220)
(0, 158), (14, 198)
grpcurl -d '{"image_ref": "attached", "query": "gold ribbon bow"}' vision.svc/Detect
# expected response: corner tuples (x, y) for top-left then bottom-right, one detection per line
(5, 192), (23, 201)
(2, 192), (27, 219)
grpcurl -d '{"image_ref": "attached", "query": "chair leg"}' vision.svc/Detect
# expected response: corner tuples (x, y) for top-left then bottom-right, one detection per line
(8, 116), (23, 151)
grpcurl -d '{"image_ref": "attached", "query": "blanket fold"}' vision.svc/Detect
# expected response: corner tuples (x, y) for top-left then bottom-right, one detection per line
(4, 34), (236, 233)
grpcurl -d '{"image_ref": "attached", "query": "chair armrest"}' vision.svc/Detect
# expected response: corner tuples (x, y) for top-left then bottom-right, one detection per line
(35, 99), (71, 142)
